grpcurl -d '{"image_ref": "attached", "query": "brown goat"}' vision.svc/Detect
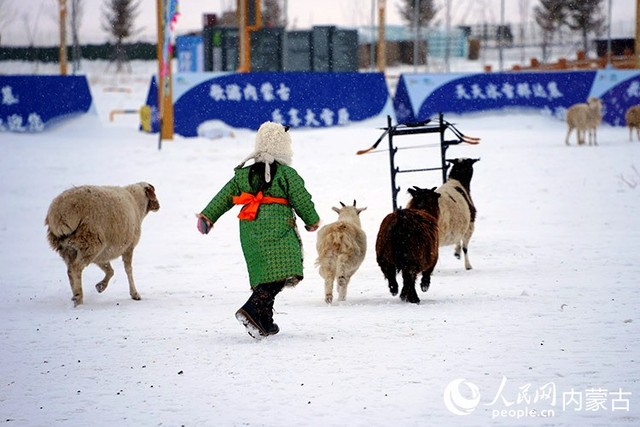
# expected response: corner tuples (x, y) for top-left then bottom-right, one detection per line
(375, 186), (440, 304)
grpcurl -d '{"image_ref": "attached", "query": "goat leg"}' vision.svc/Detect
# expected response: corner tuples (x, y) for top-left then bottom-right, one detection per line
(337, 275), (349, 301)
(381, 265), (398, 296)
(454, 243), (462, 259)
(323, 276), (334, 304)
(400, 270), (420, 304)
(420, 273), (431, 293)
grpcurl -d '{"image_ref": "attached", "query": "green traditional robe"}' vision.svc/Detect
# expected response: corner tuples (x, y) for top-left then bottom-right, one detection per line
(201, 163), (320, 287)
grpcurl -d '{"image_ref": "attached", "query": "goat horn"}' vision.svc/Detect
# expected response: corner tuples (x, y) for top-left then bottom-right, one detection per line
(353, 200), (356, 206)
(339, 201), (346, 207)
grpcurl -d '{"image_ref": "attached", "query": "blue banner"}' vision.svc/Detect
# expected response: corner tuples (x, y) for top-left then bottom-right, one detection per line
(0, 75), (93, 132)
(143, 72), (393, 137)
(593, 70), (640, 126)
(393, 70), (640, 126)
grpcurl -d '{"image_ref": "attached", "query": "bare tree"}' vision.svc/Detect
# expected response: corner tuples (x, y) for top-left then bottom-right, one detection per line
(534, 0), (567, 61)
(101, 0), (141, 72)
(262, 0), (284, 28)
(565, 0), (606, 53)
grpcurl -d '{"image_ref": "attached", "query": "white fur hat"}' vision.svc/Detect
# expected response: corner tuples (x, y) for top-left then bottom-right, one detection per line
(236, 121), (293, 182)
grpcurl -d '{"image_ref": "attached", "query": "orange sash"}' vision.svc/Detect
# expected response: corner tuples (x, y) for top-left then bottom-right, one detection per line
(232, 191), (288, 220)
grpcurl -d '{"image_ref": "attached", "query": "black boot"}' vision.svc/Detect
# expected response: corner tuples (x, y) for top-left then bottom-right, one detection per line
(236, 287), (267, 340)
(235, 282), (285, 339)
(260, 282), (284, 336)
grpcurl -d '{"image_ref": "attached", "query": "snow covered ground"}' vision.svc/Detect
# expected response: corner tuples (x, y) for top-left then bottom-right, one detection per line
(1, 61), (639, 426)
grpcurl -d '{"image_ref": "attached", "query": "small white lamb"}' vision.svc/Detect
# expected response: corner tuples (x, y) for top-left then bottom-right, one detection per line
(315, 201), (367, 304)
(565, 97), (602, 146)
(45, 182), (160, 306)
(625, 105), (640, 142)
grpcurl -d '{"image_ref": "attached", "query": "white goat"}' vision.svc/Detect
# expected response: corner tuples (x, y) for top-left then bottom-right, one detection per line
(45, 182), (160, 306)
(315, 201), (367, 303)
(625, 105), (640, 142)
(436, 158), (479, 270)
(565, 97), (602, 146)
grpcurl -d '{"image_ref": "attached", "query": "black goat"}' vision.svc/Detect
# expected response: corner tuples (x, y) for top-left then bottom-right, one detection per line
(375, 186), (440, 304)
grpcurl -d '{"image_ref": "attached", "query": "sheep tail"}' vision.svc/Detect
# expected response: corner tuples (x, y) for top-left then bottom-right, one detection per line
(45, 215), (82, 251)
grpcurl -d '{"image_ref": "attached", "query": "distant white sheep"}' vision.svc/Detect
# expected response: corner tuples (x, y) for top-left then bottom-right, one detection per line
(565, 97), (602, 146)
(625, 105), (640, 142)
(45, 182), (160, 306)
(316, 201), (367, 303)
(436, 158), (479, 270)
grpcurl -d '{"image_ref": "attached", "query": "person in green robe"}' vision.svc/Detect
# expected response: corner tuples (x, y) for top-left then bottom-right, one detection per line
(197, 122), (320, 339)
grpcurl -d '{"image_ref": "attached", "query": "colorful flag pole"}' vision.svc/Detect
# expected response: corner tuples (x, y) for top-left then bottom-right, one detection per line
(156, 0), (180, 149)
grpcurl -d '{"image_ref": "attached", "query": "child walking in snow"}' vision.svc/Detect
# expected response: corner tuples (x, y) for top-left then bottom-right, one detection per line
(197, 121), (320, 339)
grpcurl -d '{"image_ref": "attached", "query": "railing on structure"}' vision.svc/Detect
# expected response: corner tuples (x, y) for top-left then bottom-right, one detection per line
(511, 50), (637, 71)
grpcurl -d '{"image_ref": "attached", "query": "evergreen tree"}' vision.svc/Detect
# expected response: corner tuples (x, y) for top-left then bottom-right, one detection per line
(101, 0), (141, 72)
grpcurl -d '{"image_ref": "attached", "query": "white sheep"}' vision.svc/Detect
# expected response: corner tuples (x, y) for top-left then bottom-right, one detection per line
(316, 201), (367, 303)
(565, 97), (602, 146)
(625, 105), (640, 142)
(436, 158), (479, 270)
(45, 182), (160, 306)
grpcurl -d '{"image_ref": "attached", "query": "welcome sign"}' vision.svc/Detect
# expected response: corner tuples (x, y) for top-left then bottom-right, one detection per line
(144, 71), (393, 137)
(393, 69), (640, 127)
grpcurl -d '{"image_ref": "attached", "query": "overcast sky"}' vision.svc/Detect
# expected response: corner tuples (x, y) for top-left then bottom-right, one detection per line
(0, 0), (635, 46)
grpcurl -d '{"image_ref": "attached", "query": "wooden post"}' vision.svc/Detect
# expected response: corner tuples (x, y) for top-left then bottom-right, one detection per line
(156, 0), (174, 141)
(237, 0), (249, 72)
(58, 0), (68, 75)
(237, 0), (262, 72)
(377, 0), (386, 72)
